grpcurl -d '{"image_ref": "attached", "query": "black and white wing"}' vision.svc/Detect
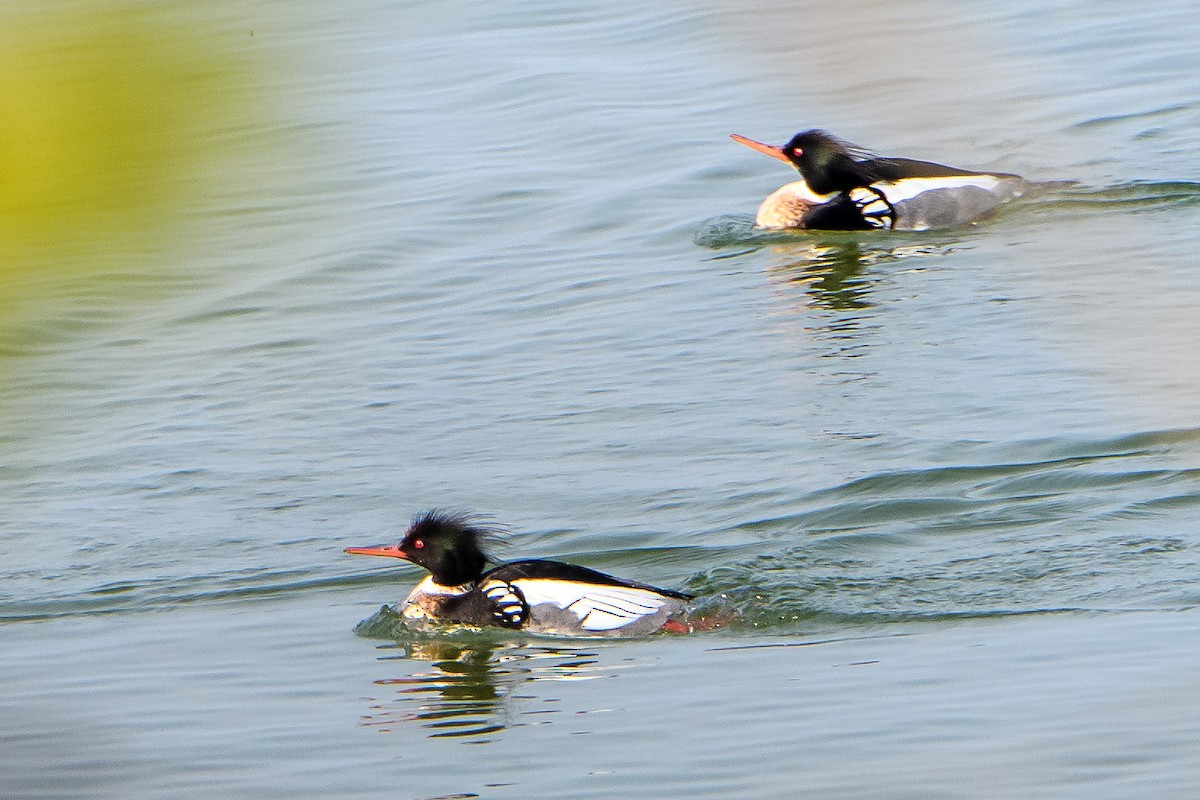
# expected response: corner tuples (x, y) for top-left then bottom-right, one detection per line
(508, 578), (683, 632)
(480, 560), (691, 634)
(864, 174), (1023, 231)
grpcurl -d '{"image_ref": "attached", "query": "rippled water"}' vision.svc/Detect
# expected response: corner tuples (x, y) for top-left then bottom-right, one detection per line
(3, 0), (1200, 798)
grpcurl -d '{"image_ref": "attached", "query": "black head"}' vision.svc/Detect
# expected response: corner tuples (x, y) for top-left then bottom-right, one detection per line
(344, 510), (499, 586)
(780, 129), (882, 195)
(732, 128), (878, 195)
(779, 129), (870, 168)
(398, 510), (499, 586)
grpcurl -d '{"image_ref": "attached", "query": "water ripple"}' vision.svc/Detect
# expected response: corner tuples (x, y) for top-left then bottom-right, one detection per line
(681, 434), (1200, 630)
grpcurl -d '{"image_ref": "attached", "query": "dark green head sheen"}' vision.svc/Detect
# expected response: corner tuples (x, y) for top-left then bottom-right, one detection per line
(782, 129), (875, 194)
(399, 510), (494, 586)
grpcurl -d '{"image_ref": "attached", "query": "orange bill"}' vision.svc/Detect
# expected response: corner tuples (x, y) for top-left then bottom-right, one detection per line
(730, 133), (791, 163)
(343, 543), (408, 559)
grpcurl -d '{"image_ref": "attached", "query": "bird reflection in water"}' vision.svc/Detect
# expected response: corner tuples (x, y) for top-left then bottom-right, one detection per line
(359, 636), (610, 741)
(693, 214), (958, 312)
(763, 236), (960, 312)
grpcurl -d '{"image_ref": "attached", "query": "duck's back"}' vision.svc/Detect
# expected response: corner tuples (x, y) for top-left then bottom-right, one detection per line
(865, 157), (1021, 182)
(481, 560), (691, 636)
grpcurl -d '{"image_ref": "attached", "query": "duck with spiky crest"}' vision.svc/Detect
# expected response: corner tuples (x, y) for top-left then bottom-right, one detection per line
(731, 128), (1043, 231)
(345, 511), (693, 636)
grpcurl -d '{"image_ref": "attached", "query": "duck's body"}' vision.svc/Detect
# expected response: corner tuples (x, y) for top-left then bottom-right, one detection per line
(756, 174), (1031, 232)
(345, 511), (691, 637)
(399, 562), (689, 636)
(732, 129), (1037, 231)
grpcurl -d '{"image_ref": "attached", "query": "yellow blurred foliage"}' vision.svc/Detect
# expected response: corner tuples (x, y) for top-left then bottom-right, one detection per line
(0, 2), (264, 317)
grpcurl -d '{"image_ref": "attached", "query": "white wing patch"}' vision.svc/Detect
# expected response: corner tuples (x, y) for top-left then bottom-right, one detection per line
(874, 175), (1003, 204)
(512, 579), (676, 632)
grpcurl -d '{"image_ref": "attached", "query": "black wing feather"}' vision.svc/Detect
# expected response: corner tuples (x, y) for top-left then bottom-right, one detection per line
(483, 559), (693, 601)
(864, 157), (1018, 181)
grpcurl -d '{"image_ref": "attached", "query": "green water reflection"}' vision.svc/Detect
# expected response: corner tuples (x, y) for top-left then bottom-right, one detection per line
(366, 635), (608, 742)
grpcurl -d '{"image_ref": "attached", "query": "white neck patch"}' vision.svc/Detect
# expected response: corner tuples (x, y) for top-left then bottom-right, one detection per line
(410, 575), (472, 596)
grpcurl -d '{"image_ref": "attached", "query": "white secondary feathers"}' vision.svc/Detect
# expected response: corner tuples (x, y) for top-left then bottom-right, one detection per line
(871, 174), (1008, 204)
(486, 578), (681, 632)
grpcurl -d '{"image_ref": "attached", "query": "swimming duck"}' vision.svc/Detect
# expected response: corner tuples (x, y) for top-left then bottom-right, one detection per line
(731, 129), (1035, 231)
(345, 511), (692, 636)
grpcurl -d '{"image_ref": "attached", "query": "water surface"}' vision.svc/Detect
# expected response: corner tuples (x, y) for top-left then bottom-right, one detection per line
(2, 0), (1200, 798)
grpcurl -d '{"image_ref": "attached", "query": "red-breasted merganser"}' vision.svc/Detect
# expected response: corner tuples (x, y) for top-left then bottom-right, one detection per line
(344, 511), (692, 636)
(731, 129), (1035, 231)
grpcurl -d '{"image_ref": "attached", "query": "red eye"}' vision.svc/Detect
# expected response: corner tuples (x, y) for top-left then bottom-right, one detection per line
(792, 147), (803, 157)
(412, 539), (424, 549)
